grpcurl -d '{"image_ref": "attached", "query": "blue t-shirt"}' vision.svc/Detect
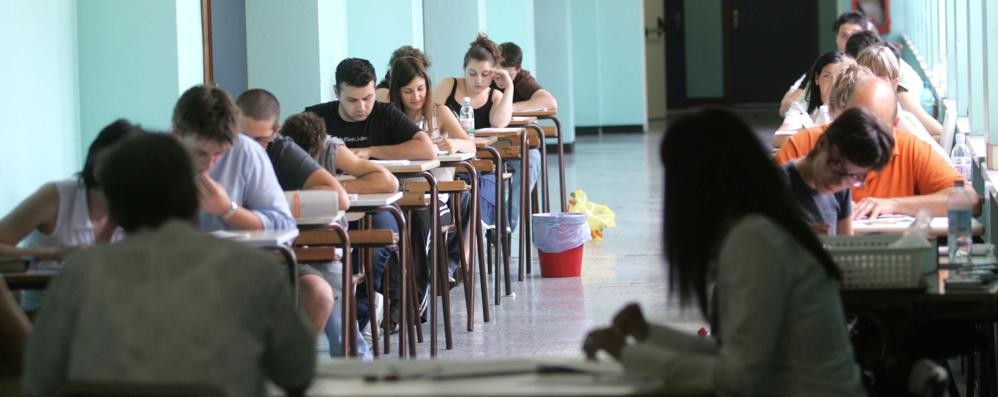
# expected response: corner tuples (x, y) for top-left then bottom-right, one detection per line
(780, 162), (852, 235)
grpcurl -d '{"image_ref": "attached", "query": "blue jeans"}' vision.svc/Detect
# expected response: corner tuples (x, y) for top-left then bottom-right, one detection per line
(507, 148), (542, 231)
(350, 211), (399, 330)
(307, 262), (372, 360)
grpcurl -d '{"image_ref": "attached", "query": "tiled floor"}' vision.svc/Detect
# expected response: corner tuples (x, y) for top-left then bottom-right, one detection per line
(390, 130), (708, 359)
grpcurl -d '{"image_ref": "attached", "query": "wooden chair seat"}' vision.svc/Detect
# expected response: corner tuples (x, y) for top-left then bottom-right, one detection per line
(542, 125), (558, 138)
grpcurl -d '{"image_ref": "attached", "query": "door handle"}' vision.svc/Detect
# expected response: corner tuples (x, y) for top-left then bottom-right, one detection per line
(732, 8), (739, 30)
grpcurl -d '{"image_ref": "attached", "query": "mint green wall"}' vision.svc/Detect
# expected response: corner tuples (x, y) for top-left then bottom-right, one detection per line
(683, 0), (722, 98)
(534, 0), (575, 143)
(345, 0), (424, 85)
(485, 0), (536, 73)
(0, 1), (81, 215)
(570, 0), (599, 126)
(571, 0), (646, 126)
(423, 0), (486, 86)
(818, 0), (839, 54)
(77, 0), (202, 146)
(246, 0), (338, 117)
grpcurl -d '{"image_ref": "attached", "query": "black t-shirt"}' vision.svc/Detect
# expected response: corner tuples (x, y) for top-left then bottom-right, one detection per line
(305, 101), (422, 148)
(265, 136), (321, 191)
(780, 162), (852, 235)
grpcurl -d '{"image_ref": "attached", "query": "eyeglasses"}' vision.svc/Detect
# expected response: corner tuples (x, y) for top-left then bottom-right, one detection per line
(826, 156), (868, 187)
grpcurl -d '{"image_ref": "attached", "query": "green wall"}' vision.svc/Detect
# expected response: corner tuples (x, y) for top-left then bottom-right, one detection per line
(570, 0), (646, 127)
(78, 0), (202, 144)
(0, 0), (81, 215)
(345, 0), (424, 87)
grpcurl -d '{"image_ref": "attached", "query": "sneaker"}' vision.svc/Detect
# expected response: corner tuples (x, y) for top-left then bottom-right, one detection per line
(360, 292), (383, 349)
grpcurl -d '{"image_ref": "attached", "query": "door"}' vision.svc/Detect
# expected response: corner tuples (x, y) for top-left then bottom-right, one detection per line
(723, 0), (818, 104)
(664, 0), (686, 109)
(645, 0), (668, 119)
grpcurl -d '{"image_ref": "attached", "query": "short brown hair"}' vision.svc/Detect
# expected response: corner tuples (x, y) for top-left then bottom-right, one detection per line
(281, 112), (327, 158)
(172, 85), (239, 145)
(236, 88), (281, 121)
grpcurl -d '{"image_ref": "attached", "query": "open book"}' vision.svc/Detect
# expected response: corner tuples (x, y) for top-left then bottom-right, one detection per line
(284, 190), (341, 225)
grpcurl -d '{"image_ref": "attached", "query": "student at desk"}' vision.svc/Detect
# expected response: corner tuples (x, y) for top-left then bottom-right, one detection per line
(495, 42), (558, 112)
(776, 64), (977, 219)
(236, 89), (349, 210)
(775, 51), (849, 134)
(306, 58), (443, 332)
(781, 108), (894, 236)
(0, 120), (139, 313)
(171, 86), (337, 341)
(23, 133), (314, 397)
(374, 45), (430, 103)
(434, 34), (537, 232)
(583, 108), (865, 396)
(280, 112), (397, 194)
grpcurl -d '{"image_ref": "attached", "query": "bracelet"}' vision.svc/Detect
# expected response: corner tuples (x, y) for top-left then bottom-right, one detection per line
(220, 201), (239, 222)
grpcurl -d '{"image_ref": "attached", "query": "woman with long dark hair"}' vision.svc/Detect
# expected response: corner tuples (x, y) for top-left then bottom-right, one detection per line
(583, 108), (864, 395)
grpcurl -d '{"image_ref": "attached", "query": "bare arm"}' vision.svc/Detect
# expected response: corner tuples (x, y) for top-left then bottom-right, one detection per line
(0, 184), (70, 261)
(898, 91), (944, 139)
(837, 217), (853, 236)
(489, 69), (515, 128)
(0, 279), (30, 376)
(779, 88), (804, 117)
(852, 187), (980, 219)
(335, 145), (398, 193)
(302, 169), (350, 210)
(512, 88), (558, 112)
(432, 78), (455, 106)
(367, 132), (436, 160)
(435, 105), (476, 153)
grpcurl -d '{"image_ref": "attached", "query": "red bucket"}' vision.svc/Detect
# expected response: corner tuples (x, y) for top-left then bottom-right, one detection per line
(538, 244), (584, 277)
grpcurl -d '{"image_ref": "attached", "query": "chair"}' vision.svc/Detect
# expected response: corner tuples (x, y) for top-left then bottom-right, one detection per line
(57, 382), (227, 397)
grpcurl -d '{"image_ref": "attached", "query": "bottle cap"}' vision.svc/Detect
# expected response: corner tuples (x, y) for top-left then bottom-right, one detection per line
(462, 96), (471, 103)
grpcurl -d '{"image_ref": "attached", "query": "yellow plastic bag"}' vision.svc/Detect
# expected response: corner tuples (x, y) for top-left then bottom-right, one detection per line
(567, 189), (616, 240)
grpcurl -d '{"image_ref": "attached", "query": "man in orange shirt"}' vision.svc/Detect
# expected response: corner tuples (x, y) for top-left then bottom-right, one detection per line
(776, 66), (975, 219)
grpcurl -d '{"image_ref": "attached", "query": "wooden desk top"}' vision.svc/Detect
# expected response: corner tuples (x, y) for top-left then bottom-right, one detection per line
(512, 109), (557, 117)
(475, 127), (526, 137)
(375, 159), (441, 173)
(474, 136), (498, 147)
(509, 116), (538, 126)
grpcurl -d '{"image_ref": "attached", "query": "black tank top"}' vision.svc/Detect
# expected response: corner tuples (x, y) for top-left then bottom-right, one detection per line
(445, 77), (494, 130)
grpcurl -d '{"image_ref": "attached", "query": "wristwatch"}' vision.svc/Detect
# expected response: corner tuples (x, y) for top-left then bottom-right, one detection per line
(220, 200), (239, 222)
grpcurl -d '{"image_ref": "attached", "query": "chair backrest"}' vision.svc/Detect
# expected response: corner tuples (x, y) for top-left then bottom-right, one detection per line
(58, 382), (226, 397)
(940, 98), (957, 154)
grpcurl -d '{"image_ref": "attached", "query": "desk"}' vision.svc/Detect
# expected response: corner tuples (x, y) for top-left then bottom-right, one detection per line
(350, 192), (403, 208)
(508, 116), (538, 126)
(852, 216), (985, 237)
(474, 136), (498, 147)
(376, 159), (441, 173)
(212, 229), (300, 302)
(477, 128), (534, 281)
(436, 152), (475, 162)
(842, 269), (998, 395)
(383, 159), (450, 356)
(3, 272), (54, 290)
(513, 109), (567, 212)
(273, 358), (660, 396)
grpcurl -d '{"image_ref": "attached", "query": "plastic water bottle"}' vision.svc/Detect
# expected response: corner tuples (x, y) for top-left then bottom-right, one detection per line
(947, 180), (973, 269)
(920, 81), (935, 117)
(950, 132), (973, 181)
(459, 97), (475, 138)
